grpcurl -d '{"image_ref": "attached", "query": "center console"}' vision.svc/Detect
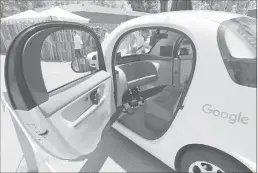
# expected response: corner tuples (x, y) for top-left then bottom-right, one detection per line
(122, 87), (145, 114)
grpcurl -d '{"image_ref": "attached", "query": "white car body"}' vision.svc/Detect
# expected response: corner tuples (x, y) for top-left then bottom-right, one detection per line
(100, 11), (256, 172)
(2, 11), (256, 172)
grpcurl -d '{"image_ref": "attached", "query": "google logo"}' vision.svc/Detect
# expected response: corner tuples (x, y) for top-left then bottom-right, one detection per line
(202, 104), (249, 124)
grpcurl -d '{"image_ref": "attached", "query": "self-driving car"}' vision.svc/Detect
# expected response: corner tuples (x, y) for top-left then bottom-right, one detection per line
(2, 11), (256, 173)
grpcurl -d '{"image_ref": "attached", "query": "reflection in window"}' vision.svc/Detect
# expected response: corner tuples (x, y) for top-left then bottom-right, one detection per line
(218, 17), (257, 88)
(225, 29), (254, 59)
(40, 29), (99, 92)
(117, 30), (153, 56)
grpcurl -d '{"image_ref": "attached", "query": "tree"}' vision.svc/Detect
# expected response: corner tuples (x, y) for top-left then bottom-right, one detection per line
(39, 0), (81, 7)
(170, 0), (192, 11)
(0, 0), (46, 18)
(85, 0), (132, 10)
(0, 0), (132, 18)
(144, 0), (160, 13)
(191, 0), (256, 15)
(128, 0), (160, 13)
(128, 0), (144, 12)
(1, 1), (20, 18)
(167, 0), (256, 15)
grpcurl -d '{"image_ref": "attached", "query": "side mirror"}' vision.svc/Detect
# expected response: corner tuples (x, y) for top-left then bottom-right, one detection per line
(71, 58), (95, 73)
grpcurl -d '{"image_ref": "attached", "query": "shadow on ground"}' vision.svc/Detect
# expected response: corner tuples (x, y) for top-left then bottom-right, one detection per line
(80, 128), (174, 172)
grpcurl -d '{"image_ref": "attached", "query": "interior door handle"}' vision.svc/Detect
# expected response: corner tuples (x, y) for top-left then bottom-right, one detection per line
(37, 129), (49, 136)
(90, 88), (100, 105)
(71, 96), (106, 128)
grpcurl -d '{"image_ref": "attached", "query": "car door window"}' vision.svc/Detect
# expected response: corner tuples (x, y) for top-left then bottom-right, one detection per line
(41, 29), (99, 92)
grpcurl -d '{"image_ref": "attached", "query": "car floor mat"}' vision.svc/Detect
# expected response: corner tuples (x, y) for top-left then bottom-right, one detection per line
(117, 86), (182, 140)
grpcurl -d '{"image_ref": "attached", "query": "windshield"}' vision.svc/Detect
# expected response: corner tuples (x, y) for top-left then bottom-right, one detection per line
(218, 17), (257, 88)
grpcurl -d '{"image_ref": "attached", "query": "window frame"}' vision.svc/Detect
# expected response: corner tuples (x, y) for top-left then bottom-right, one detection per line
(217, 17), (257, 61)
(217, 17), (257, 88)
(111, 26), (197, 113)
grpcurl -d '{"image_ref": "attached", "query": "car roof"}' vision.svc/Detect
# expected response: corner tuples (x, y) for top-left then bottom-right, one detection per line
(177, 10), (242, 23)
(138, 10), (243, 24)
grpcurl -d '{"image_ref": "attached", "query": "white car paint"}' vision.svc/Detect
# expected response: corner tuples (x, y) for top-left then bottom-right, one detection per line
(97, 11), (256, 172)
(2, 10), (256, 172)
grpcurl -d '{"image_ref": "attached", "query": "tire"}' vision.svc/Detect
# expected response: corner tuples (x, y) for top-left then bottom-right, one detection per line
(178, 147), (251, 173)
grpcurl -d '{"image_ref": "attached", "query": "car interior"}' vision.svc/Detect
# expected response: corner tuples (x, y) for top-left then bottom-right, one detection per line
(113, 29), (195, 140)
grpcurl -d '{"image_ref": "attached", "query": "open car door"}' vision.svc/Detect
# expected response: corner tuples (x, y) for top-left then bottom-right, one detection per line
(2, 21), (114, 160)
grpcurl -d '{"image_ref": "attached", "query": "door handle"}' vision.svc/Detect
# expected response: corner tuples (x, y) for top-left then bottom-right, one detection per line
(72, 96), (106, 128)
(90, 88), (100, 105)
(37, 129), (49, 136)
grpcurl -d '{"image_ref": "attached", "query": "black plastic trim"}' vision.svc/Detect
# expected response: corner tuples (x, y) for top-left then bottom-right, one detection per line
(217, 17), (257, 88)
(5, 21), (106, 111)
(173, 36), (197, 115)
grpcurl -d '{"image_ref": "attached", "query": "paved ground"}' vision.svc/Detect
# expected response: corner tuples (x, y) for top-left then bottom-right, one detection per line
(1, 106), (174, 172)
(79, 128), (173, 172)
(1, 55), (174, 172)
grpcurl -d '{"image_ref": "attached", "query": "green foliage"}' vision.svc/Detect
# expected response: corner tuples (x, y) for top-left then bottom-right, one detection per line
(170, 0), (192, 11)
(128, 0), (160, 13)
(43, 0), (132, 10)
(0, 0), (132, 18)
(0, 0), (46, 18)
(85, 0), (132, 10)
(1, 0), (256, 19)
(192, 0), (256, 15)
(1, 0), (27, 18)
(127, 0), (256, 14)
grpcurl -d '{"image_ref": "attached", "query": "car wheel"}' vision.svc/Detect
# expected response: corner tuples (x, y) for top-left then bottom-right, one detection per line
(178, 147), (251, 173)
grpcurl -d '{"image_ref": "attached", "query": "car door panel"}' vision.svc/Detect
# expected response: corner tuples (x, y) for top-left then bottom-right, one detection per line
(46, 74), (112, 155)
(3, 21), (113, 160)
(3, 71), (111, 159)
(61, 83), (105, 122)
(2, 92), (82, 159)
(39, 71), (108, 116)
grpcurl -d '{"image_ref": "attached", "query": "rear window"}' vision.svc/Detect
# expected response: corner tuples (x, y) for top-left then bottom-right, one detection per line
(218, 17), (257, 88)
